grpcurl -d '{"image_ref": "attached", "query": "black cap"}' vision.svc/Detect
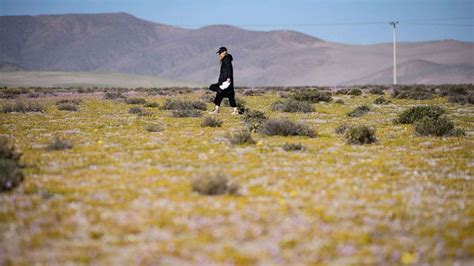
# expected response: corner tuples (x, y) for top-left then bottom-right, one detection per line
(216, 47), (227, 54)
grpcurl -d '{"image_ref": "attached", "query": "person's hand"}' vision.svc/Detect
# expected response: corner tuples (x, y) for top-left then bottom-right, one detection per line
(219, 79), (231, 90)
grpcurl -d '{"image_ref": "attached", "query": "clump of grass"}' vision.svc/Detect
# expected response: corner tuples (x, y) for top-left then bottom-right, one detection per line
(271, 100), (314, 113)
(144, 102), (160, 108)
(347, 105), (370, 117)
(125, 97), (147, 104)
(335, 123), (352, 135)
(345, 125), (376, 144)
(104, 92), (126, 100)
(282, 142), (306, 151)
(243, 110), (268, 131)
(57, 103), (79, 111)
(348, 88), (362, 96)
(373, 97), (390, 105)
(260, 119), (316, 138)
(226, 129), (256, 145)
(395, 105), (445, 124)
(162, 99), (207, 110)
(414, 116), (465, 137)
(56, 99), (81, 105)
(144, 123), (164, 132)
(201, 116), (223, 127)
(334, 99), (345, 104)
(368, 87), (385, 95)
(46, 137), (73, 151)
(0, 137), (24, 192)
(392, 86), (435, 100)
(172, 109), (202, 117)
(289, 89), (333, 103)
(129, 107), (152, 116)
(2, 100), (44, 113)
(192, 174), (239, 196)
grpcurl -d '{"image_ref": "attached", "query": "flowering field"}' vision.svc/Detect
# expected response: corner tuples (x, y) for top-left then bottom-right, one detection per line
(0, 87), (473, 265)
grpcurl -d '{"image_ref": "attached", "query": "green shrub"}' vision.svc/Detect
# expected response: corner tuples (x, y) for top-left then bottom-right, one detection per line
(0, 138), (24, 192)
(192, 174), (239, 195)
(46, 137), (73, 151)
(56, 99), (81, 105)
(201, 116), (223, 127)
(162, 99), (207, 111)
(104, 92), (126, 100)
(345, 125), (376, 144)
(243, 110), (268, 131)
(347, 105), (370, 117)
(348, 88), (362, 96)
(447, 92), (474, 105)
(289, 90), (333, 103)
(335, 99), (345, 104)
(414, 116), (464, 137)
(395, 105), (445, 124)
(145, 123), (164, 132)
(282, 142), (306, 151)
(271, 100), (314, 113)
(57, 103), (79, 111)
(226, 129), (256, 145)
(171, 108), (202, 117)
(373, 97), (390, 105)
(368, 87), (385, 95)
(335, 123), (352, 135)
(125, 97), (147, 104)
(129, 107), (152, 116)
(144, 102), (160, 108)
(392, 87), (435, 100)
(260, 119), (316, 138)
(2, 100), (44, 113)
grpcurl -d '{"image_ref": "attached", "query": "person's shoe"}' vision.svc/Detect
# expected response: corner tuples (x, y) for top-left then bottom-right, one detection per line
(231, 109), (239, 115)
(209, 109), (219, 114)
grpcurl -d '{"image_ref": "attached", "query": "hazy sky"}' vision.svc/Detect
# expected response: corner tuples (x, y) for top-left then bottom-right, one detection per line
(1, 0), (473, 44)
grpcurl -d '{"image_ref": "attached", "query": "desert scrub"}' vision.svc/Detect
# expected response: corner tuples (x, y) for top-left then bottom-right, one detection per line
(0, 137), (24, 192)
(144, 123), (164, 132)
(2, 100), (44, 113)
(345, 125), (377, 144)
(289, 89), (332, 103)
(335, 123), (352, 135)
(414, 116), (465, 137)
(271, 100), (314, 113)
(201, 116), (223, 127)
(243, 110), (267, 131)
(56, 99), (81, 105)
(46, 137), (73, 151)
(162, 99), (207, 111)
(226, 129), (256, 145)
(144, 102), (160, 108)
(368, 87), (385, 95)
(260, 119), (316, 138)
(392, 86), (435, 100)
(395, 105), (445, 124)
(282, 142), (306, 151)
(192, 174), (239, 196)
(348, 88), (362, 96)
(57, 103), (79, 111)
(347, 105), (370, 117)
(373, 97), (390, 105)
(103, 92), (126, 100)
(125, 97), (147, 104)
(172, 109), (202, 118)
(334, 99), (345, 104)
(129, 107), (152, 116)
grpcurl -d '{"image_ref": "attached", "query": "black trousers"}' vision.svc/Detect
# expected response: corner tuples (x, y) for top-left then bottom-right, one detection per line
(209, 83), (236, 107)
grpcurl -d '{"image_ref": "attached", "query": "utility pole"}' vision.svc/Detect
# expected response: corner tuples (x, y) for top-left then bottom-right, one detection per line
(390, 21), (399, 85)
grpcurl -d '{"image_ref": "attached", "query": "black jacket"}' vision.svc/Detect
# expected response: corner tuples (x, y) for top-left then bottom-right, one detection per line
(218, 54), (234, 89)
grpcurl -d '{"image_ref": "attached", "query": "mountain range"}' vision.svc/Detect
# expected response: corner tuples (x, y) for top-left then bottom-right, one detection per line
(1, 12), (472, 86)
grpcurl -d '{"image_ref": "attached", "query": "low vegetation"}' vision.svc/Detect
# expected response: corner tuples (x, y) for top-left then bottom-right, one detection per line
(345, 125), (377, 144)
(0, 137), (24, 192)
(260, 119), (316, 137)
(192, 174), (239, 196)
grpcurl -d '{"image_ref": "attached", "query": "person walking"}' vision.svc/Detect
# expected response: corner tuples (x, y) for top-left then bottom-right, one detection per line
(209, 47), (239, 115)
